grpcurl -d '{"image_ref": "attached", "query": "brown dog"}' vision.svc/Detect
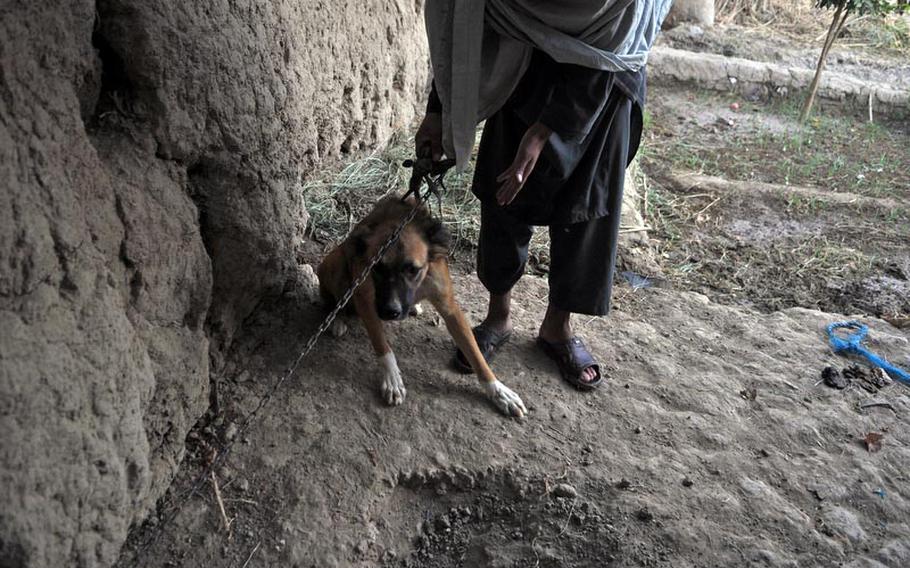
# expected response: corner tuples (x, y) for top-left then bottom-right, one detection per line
(317, 196), (526, 417)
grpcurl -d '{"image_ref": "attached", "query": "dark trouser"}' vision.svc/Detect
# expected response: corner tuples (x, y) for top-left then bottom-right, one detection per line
(477, 198), (624, 316)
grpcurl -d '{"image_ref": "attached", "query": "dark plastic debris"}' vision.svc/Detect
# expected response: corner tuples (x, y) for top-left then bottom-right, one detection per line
(821, 366), (848, 389)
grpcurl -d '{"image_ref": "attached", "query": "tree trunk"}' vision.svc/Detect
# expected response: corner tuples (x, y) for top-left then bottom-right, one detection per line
(800, 5), (849, 123)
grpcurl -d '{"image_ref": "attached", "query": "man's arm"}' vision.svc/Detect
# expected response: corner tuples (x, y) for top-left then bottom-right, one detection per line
(415, 80), (444, 161)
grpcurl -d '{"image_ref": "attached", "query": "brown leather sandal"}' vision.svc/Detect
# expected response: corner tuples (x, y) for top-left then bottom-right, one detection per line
(537, 336), (603, 391)
(454, 325), (512, 374)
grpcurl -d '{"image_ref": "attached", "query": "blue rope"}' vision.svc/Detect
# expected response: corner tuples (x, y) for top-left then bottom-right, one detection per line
(826, 321), (910, 384)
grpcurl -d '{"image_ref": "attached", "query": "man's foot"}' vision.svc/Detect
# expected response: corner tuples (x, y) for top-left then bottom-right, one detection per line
(537, 336), (603, 390)
(454, 291), (514, 373)
(539, 306), (599, 386)
(453, 323), (512, 374)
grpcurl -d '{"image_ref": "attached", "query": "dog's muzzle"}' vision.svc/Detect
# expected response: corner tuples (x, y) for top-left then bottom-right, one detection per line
(377, 300), (407, 321)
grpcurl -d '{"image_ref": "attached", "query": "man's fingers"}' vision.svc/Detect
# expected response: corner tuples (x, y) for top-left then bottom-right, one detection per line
(497, 178), (521, 206)
(495, 180), (509, 201)
(496, 164), (516, 183)
(496, 147), (541, 205)
(495, 180), (512, 205)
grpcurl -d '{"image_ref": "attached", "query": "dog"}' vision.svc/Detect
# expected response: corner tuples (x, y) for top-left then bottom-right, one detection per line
(316, 195), (526, 417)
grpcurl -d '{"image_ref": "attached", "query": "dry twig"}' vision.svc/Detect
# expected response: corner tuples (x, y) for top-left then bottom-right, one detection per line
(241, 541), (261, 568)
(210, 470), (233, 537)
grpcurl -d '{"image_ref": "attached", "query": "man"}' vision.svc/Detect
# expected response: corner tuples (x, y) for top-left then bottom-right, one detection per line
(416, 0), (672, 390)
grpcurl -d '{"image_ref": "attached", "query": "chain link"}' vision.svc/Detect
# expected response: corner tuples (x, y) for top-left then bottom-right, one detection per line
(125, 190), (429, 565)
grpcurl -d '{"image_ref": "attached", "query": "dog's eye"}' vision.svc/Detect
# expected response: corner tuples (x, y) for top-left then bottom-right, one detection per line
(405, 263), (422, 277)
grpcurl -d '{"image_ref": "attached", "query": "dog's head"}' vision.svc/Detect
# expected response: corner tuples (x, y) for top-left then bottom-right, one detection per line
(346, 197), (450, 321)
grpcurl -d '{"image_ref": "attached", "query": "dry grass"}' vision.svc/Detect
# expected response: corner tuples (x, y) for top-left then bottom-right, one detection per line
(716, 0), (816, 31)
(302, 130), (652, 272)
(641, 175), (907, 314)
(642, 90), (910, 201)
(716, 0), (910, 56)
(301, 130), (524, 261)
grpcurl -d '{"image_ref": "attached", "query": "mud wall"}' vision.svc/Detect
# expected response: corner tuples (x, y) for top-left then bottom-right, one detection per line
(0, 1), (428, 566)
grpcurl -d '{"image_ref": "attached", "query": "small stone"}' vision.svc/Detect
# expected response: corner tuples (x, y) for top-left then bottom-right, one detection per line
(636, 508), (654, 523)
(684, 24), (704, 39)
(634, 426), (642, 434)
(616, 478), (632, 490)
(237, 478), (250, 492)
(224, 422), (239, 442)
(552, 483), (578, 499)
(435, 515), (451, 531)
(682, 477), (694, 488)
(819, 506), (866, 544)
(355, 539), (370, 555)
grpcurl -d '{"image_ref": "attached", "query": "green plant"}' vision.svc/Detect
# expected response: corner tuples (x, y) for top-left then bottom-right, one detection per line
(800, 0), (908, 122)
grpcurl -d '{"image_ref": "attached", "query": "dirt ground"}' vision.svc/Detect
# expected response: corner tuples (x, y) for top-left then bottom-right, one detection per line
(118, 272), (910, 568)
(117, 21), (910, 568)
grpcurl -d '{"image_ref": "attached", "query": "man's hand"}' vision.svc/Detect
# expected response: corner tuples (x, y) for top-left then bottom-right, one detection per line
(496, 122), (552, 206)
(415, 112), (444, 161)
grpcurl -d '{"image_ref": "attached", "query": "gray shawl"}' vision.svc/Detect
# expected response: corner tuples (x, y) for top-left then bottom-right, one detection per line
(425, 0), (674, 170)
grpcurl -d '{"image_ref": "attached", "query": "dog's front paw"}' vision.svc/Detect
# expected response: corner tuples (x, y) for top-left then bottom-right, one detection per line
(484, 380), (527, 418)
(378, 352), (406, 406)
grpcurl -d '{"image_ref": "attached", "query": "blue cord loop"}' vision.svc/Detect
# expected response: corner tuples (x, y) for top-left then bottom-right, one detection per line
(826, 321), (910, 384)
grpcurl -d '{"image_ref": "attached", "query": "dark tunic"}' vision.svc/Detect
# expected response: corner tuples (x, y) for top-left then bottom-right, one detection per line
(427, 50), (647, 315)
(428, 50), (645, 226)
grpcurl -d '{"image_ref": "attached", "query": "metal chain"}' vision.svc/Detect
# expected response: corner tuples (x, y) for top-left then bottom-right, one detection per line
(125, 192), (428, 565)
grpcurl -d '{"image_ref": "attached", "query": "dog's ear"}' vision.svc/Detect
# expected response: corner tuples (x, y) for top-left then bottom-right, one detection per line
(424, 218), (450, 259)
(345, 224), (372, 258)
